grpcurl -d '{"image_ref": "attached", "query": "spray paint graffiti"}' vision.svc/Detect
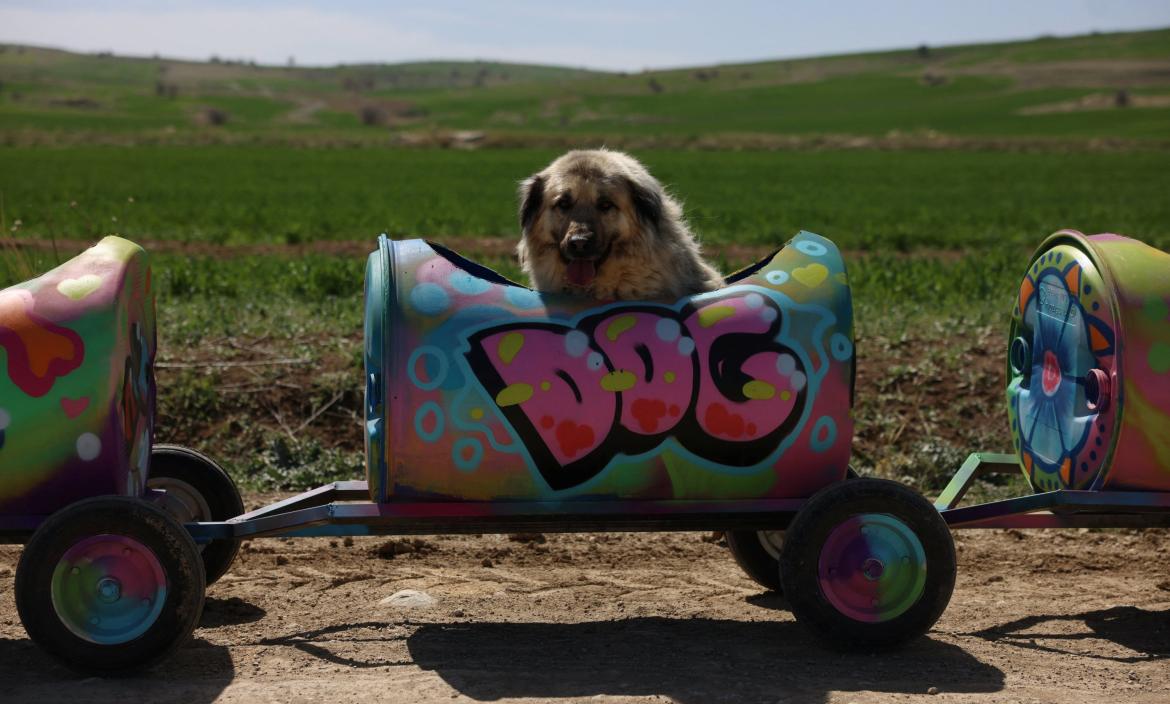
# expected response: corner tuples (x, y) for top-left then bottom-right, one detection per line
(0, 237), (155, 518)
(466, 297), (810, 490)
(365, 231), (855, 502)
(1007, 230), (1170, 493)
(1009, 245), (1117, 491)
(0, 288), (86, 398)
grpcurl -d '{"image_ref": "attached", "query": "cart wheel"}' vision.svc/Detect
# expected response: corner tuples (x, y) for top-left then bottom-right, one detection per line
(726, 530), (786, 592)
(148, 444), (243, 585)
(726, 468), (859, 593)
(779, 478), (955, 649)
(15, 496), (206, 674)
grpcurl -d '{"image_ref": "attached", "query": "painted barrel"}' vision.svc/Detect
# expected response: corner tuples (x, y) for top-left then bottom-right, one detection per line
(364, 231), (855, 505)
(1007, 230), (1170, 492)
(0, 237), (155, 520)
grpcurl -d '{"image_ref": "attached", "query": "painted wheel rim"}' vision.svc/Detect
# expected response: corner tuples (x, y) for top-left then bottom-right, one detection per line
(51, 534), (168, 645)
(756, 530), (785, 560)
(817, 513), (926, 623)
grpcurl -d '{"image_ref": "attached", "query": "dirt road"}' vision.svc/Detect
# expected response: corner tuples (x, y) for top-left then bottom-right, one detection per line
(2, 513), (1168, 704)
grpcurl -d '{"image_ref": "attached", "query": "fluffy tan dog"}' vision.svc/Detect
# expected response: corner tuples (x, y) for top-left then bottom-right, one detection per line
(517, 149), (723, 300)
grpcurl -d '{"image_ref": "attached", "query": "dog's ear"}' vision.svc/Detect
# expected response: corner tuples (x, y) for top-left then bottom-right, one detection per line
(626, 176), (663, 228)
(518, 174), (544, 231)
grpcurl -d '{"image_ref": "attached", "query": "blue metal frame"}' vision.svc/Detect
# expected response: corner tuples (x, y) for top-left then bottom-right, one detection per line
(177, 452), (1170, 544)
(937, 453), (1170, 529)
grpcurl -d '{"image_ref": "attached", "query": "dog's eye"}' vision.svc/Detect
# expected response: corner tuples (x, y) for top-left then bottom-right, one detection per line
(596, 199), (614, 212)
(555, 196), (572, 210)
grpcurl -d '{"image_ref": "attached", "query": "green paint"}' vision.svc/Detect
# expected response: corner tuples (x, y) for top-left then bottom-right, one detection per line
(1142, 297), (1169, 323)
(600, 370), (637, 392)
(697, 306), (736, 328)
(497, 332), (524, 365)
(1149, 342), (1170, 374)
(742, 380), (776, 400)
(605, 315), (637, 341)
(495, 382), (533, 407)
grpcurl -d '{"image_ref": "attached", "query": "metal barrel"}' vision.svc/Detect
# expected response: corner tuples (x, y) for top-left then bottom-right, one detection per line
(363, 231), (855, 505)
(1008, 230), (1170, 492)
(0, 236), (155, 519)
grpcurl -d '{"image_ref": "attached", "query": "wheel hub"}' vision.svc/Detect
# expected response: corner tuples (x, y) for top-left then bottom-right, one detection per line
(861, 557), (885, 581)
(818, 513), (927, 623)
(51, 534), (167, 645)
(96, 576), (123, 603)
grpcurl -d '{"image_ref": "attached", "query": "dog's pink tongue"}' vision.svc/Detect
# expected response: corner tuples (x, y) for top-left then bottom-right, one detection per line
(566, 260), (596, 287)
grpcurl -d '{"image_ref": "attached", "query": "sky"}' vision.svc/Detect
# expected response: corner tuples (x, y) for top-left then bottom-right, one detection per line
(1, 0), (1168, 71)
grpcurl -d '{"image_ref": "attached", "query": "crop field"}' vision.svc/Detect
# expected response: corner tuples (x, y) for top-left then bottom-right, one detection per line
(2, 28), (1170, 494)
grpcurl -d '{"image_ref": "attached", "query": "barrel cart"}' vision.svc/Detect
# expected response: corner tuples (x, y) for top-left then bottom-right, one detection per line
(189, 231), (955, 650)
(0, 237), (243, 672)
(936, 231), (1170, 527)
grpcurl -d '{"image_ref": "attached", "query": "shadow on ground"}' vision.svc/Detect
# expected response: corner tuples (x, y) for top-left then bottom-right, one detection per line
(970, 605), (1170, 663)
(0, 594), (251, 703)
(0, 635), (234, 704)
(200, 595), (267, 628)
(262, 616), (1005, 703)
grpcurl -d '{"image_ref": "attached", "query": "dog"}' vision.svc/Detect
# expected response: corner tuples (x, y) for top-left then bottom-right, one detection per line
(516, 149), (723, 301)
(515, 150), (726, 544)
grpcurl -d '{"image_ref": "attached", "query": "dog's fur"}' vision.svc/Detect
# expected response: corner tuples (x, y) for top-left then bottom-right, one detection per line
(517, 149), (723, 300)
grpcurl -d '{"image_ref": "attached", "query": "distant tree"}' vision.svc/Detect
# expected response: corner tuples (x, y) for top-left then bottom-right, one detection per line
(1115, 89), (1130, 108)
(210, 54), (221, 64)
(287, 56), (296, 67)
(917, 44), (931, 58)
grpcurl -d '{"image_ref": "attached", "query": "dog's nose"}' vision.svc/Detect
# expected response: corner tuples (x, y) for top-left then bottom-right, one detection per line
(566, 232), (595, 258)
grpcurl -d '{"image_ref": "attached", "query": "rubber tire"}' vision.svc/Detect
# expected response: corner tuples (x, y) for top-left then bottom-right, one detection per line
(15, 496), (206, 675)
(779, 478), (955, 650)
(726, 530), (785, 592)
(149, 444), (244, 585)
(726, 467), (859, 593)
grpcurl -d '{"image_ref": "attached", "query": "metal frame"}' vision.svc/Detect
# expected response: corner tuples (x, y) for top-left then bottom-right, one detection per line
(10, 453), (1170, 546)
(181, 453), (1170, 542)
(185, 482), (806, 542)
(937, 453), (1170, 529)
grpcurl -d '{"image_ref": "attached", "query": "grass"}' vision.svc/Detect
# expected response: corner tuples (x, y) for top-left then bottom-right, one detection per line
(3, 147), (1169, 251)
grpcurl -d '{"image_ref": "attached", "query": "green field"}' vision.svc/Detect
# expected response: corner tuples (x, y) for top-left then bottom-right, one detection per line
(3, 28), (1170, 144)
(2, 28), (1169, 493)
(3, 147), (1168, 251)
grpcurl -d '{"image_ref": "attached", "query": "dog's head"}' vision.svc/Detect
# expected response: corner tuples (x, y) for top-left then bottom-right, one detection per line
(517, 149), (665, 293)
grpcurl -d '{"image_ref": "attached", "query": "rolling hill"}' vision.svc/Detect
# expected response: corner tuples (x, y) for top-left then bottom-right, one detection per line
(2, 27), (1169, 145)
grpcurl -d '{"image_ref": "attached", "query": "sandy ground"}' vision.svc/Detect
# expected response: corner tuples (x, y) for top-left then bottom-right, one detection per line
(1, 507), (1168, 704)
